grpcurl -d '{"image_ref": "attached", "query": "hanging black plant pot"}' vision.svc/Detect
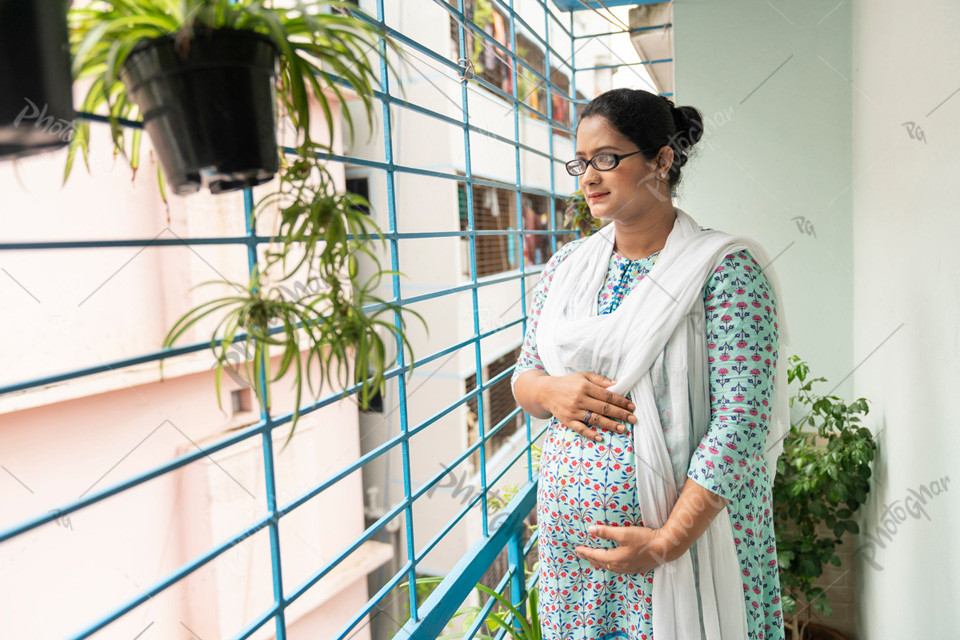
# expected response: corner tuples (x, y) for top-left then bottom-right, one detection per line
(0, 0), (74, 160)
(119, 28), (280, 195)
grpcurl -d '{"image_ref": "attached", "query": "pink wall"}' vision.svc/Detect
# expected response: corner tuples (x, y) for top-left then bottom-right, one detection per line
(0, 90), (385, 639)
(0, 360), (377, 640)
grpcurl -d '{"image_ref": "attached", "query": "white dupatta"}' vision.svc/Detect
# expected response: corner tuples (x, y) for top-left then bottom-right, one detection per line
(536, 207), (790, 640)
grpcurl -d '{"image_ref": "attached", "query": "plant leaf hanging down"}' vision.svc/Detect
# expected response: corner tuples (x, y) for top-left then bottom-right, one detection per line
(66, 0), (399, 190)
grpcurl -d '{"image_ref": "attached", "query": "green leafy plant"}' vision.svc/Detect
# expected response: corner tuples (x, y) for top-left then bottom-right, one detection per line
(562, 190), (601, 236)
(162, 152), (427, 447)
(66, 0), (394, 183)
(401, 560), (541, 640)
(447, 575), (541, 640)
(774, 355), (876, 638)
(408, 447), (542, 638)
(84, 2), (426, 443)
(258, 149), (382, 281)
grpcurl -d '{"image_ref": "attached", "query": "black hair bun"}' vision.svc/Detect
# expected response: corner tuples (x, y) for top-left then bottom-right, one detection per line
(670, 104), (704, 151)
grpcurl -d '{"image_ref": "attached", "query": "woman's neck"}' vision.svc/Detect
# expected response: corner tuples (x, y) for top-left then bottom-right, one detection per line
(612, 205), (676, 260)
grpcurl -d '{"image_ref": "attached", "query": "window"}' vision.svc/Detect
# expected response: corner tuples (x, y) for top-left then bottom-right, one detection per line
(515, 33), (547, 118)
(521, 193), (554, 267)
(446, 0), (567, 120)
(460, 181), (570, 277)
(550, 66), (573, 136)
(465, 347), (523, 471)
(459, 181), (516, 277)
(485, 351), (521, 450)
(345, 176), (371, 215)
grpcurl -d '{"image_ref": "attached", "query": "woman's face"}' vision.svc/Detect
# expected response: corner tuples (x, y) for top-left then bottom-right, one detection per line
(575, 115), (670, 222)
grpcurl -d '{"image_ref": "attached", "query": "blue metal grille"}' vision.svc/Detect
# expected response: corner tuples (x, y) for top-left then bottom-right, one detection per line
(0, 1), (671, 638)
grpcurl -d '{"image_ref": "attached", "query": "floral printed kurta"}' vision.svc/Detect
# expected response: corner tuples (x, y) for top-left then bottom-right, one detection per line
(511, 235), (784, 640)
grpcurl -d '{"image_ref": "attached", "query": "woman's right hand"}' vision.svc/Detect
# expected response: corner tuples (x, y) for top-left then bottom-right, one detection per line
(538, 372), (637, 442)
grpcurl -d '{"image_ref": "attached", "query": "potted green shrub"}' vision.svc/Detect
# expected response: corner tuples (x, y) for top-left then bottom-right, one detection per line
(774, 355), (876, 639)
(67, 0), (390, 194)
(0, 0), (74, 159)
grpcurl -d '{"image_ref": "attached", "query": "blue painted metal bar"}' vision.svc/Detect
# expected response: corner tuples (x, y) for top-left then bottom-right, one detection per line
(375, 0), (422, 628)
(535, 0), (561, 489)
(0, 228), (574, 252)
(457, 0), (493, 542)
(563, 9), (577, 261)
(0, 236), (263, 250)
(0, 228), (572, 251)
(243, 187), (289, 639)
(507, 0), (526, 496)
(507, 526), (526, 631)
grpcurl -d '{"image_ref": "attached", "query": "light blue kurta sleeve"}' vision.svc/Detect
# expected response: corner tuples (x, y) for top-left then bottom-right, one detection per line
(687, 249), (781, 500)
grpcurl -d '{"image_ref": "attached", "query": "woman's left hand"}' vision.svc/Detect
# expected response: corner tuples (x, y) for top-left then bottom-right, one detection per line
(575, 524), (675, 574)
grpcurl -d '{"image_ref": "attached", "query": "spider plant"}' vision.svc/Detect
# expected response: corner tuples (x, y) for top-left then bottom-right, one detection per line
(256, 142), (381, 281)
(162, 144), (427, 444)
(66, 0), (396, 188)
(162, 259), (425, 448)
(399, 567), (542, 640)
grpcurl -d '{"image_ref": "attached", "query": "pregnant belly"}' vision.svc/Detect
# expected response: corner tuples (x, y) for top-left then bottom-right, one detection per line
(537, 420), (644, 551)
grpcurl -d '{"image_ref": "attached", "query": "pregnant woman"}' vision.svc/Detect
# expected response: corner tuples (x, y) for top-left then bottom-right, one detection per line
(511, 89), (790, 640)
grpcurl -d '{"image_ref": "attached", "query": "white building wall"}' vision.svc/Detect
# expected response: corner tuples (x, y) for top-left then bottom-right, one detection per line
(675, 0), (960, 636)
(352, 0), (627, 579)
(850, 1), (960, 637)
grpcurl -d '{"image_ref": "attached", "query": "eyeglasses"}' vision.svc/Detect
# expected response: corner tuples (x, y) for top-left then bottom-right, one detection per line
(565, 150), (643, 176)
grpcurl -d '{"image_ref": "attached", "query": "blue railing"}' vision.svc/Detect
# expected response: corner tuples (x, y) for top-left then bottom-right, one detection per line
(0, 1), (672, 638)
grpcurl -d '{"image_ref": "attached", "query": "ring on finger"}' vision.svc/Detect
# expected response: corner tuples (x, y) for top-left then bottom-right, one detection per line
(583, 410), (592, 424)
